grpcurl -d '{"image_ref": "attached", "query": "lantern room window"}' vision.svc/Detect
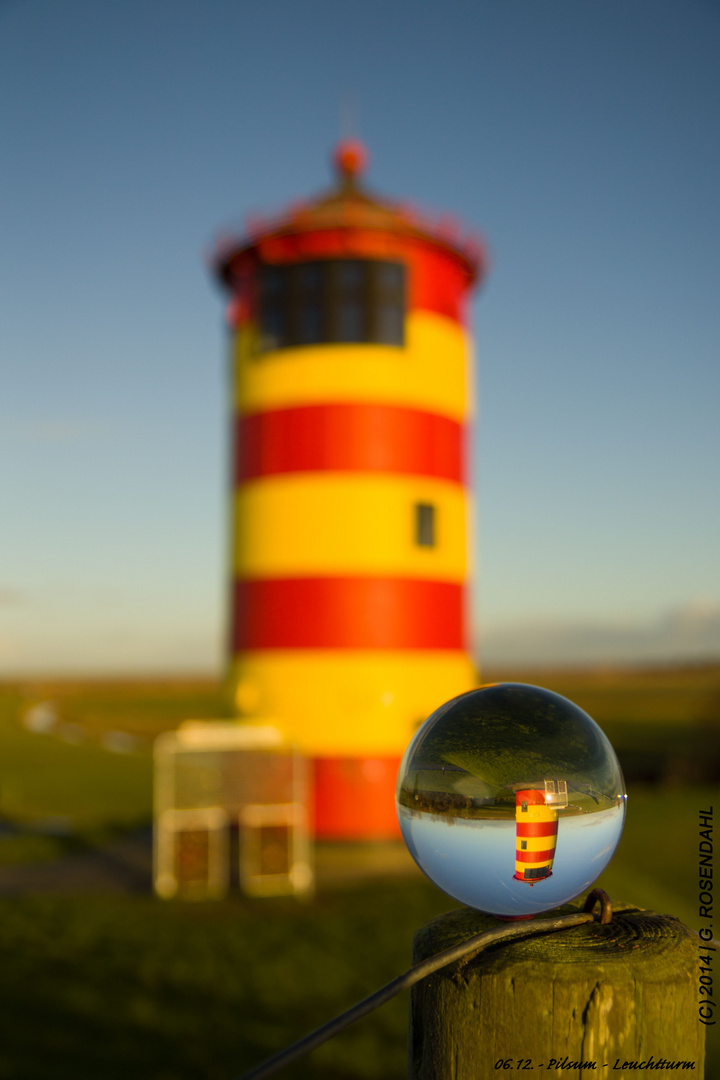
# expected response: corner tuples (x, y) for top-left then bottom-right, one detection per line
(257, 258), (406, 351)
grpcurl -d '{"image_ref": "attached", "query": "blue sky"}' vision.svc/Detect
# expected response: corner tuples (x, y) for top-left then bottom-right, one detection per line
(2, 0), (719, 673)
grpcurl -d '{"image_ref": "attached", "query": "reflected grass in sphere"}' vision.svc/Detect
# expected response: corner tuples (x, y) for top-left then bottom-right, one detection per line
(396, 684), (626, 917)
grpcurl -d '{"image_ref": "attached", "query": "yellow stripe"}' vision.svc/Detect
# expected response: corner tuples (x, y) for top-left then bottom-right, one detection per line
(517, 859), (554, 872)
(227, 649), (478, 755)
(517, 806), (557, 825)
(233, 474), (469, 581)
(234, 310), (471, 421)
(519, 835), (558, 854)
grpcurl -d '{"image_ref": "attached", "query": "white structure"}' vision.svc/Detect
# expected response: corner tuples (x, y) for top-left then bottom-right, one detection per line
(153, 723), (312, 899)
(544, 779), (569, 808)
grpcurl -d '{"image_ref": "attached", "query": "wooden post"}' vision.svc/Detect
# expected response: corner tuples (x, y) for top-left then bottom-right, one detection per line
(408, 900), (704, 1079)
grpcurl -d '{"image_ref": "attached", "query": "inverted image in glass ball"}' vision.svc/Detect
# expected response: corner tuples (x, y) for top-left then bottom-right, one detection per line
(396, 684), (626, 918)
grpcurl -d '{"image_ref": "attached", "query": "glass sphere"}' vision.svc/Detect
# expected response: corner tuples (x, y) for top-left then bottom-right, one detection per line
(396, 684), (626, 918)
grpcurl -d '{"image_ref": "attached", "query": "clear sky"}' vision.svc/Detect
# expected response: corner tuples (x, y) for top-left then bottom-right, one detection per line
(2, 0), (719, 674)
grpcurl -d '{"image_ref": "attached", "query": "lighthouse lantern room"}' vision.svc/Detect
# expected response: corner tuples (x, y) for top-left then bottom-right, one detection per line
(213, 142), (487, 841)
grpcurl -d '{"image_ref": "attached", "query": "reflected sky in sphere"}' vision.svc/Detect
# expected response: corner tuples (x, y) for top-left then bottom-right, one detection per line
(396, 683), (626, 917)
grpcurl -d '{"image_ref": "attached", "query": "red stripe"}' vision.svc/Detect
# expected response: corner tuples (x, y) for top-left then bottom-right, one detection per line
(516, 789), (545, 806)
(515, 847), (556, 864)
(231, 578), (466, 650)
(516, 822), (559, 839)
(236, 405), (465, 483)
(312, 757), (402, 840)
(410, 242), (473, 325)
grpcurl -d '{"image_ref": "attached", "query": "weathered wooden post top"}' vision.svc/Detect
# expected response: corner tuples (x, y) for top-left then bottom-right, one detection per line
(409, 898), (704, 1079)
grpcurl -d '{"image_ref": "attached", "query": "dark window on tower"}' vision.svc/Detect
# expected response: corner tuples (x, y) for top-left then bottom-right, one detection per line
(372, 262), (405, 345)
(257, 265), (287, 351)
(415, 503), (436, 547)
(332, 260), (365, 343)
(257, 259), (406, 352)
(297, 262), (323, 345)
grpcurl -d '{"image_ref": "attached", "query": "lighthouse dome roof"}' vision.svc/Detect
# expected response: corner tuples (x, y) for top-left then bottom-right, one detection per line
(213, 142), (486, 291)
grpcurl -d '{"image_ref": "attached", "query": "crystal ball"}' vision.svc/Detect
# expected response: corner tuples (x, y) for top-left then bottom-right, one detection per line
(396, 683), (626, 917)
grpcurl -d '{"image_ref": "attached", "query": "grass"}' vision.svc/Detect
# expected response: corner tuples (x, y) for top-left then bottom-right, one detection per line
(1, 663), (718, 828)
(0, 687), (152, 826)
(0, 878), (460, 1080)
(0, 668), (716, 1077)
(3, 675), (229, 738)
(594, 782), (713, 928)
(0, 832), (73, 866)
(0, 678), (228, 826)
(0, 840), (714, 1080)
(486, 662), (720, 785)
(485, 662), (720, 724)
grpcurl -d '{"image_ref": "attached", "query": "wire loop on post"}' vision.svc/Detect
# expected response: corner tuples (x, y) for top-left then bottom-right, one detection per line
(237, 897), (612, 1080)
(583, 888), (612, 924)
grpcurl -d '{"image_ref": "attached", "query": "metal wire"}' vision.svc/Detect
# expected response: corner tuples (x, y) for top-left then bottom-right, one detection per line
(237, 891), (612, 1080)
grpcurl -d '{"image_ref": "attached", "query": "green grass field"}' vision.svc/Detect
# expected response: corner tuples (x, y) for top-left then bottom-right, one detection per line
(1, 662), (719, 826)
(0, 667), (716, 1078)
(0, 677), (223, 828)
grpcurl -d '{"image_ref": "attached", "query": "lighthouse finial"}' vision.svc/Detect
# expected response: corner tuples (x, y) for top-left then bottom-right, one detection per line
(333, 139), (368, 187)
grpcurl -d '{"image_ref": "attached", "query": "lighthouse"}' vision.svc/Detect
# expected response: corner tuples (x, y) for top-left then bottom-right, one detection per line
(513, 789), (559, 885)
(213, 142), (486, 841)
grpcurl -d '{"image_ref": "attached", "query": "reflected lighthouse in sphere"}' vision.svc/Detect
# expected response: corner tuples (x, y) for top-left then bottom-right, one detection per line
(395, 684), (626, 917)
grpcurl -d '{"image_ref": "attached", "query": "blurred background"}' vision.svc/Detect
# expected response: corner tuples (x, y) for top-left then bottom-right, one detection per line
(1, 0), (718, 1077)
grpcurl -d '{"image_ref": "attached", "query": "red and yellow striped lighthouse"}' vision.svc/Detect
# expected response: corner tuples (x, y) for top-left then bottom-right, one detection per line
(514, 789), (559, 884)
(213, 141), (486, 840)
